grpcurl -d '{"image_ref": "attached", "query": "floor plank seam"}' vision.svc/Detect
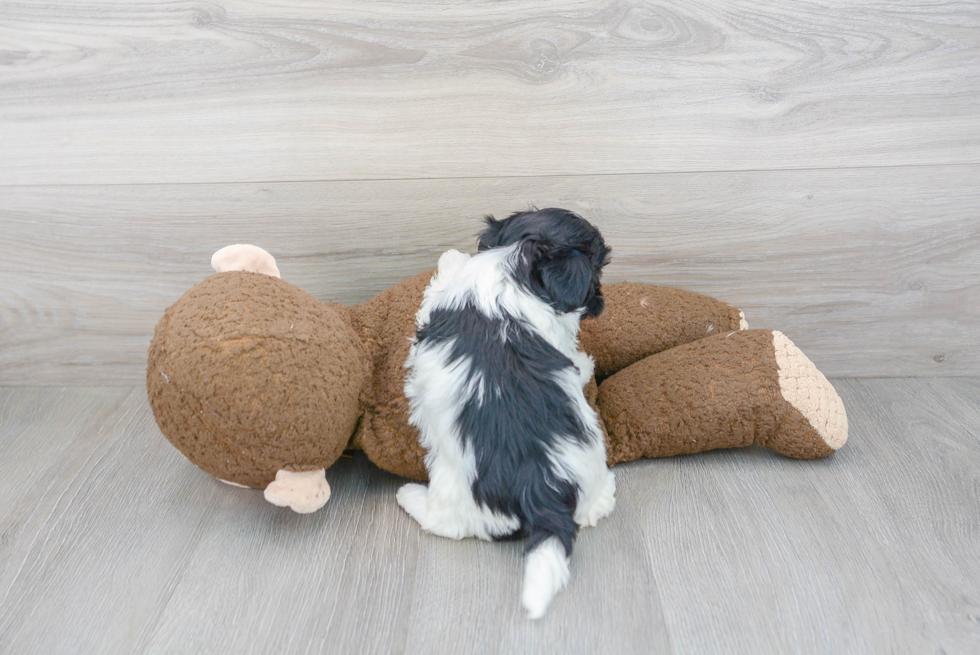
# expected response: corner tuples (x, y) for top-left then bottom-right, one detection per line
(2, 160), (979, 190)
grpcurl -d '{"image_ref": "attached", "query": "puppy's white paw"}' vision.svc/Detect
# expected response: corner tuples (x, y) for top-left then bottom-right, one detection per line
(576, 471), (616, 528)
(397, 483), (429, 526)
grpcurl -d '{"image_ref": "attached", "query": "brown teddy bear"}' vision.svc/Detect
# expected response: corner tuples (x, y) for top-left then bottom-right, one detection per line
(147, 244), (847, 513)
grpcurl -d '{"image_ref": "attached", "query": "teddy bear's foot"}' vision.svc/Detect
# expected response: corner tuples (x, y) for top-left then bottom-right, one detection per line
(263, 469), (331, 513)
(598, 329), (848, 463)
(211, 244), (281, 278)
(768, 330), (848, 457)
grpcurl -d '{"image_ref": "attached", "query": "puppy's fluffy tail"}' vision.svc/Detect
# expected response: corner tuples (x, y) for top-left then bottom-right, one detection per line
(522, 536), (571, 619)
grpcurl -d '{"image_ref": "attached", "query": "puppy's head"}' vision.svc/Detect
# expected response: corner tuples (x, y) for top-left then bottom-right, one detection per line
(479, 208), (611, 318)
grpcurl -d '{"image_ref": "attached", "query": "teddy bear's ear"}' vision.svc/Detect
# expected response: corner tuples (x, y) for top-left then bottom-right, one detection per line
(477, 214), (508, 251)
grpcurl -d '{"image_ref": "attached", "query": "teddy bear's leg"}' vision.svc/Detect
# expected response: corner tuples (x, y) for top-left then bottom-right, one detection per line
(211, 243), (281, 278)
(579, 282), (748, 379)
(598, 329), (847, 463)
(263, 469), (331, 514)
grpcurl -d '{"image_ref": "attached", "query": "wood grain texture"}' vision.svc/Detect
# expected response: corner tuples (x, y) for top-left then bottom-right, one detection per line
(0, 380), (977, 653)
(2, 164), (978, 384)
(0, 388), (221, 654)
(0, 0), (978, 185)
(140, 459), (419, 655)
(0, 387), (417, 654)
(400, 475), (673, 655)
(626, 376), (980, 653)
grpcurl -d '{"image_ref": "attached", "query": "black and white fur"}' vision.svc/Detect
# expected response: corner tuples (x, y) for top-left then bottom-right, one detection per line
(398, 209), (616, 619)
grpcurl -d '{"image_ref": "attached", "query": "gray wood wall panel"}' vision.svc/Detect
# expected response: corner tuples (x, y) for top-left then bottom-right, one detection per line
(3, 164), (978, 384)
(1, 1), (978, 185)
(1, 380), (977, 653)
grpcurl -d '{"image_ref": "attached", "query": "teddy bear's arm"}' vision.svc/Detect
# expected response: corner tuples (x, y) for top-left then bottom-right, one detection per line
(579, 282), (747, 379)
(597, 329), (847, 463)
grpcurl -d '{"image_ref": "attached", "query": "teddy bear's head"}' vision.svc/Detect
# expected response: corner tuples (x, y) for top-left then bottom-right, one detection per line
(147, 271), (369, 488)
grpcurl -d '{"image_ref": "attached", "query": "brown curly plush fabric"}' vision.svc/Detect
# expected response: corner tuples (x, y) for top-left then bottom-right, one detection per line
(347, 271), (434, 481)
(598, 329), (837, 464)
(346, 280), (741, 479)
(147, 259), (848, 498)
(580, 283), (744, 379)
(147, 272), (369, 488)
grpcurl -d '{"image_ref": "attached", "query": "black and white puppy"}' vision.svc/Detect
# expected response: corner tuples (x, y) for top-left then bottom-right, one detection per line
(398, 208), (616, 619)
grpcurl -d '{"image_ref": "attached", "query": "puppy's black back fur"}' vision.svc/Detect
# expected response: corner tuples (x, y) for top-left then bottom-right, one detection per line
(412, 208), (610, 556)
(417, 303), (585, 555)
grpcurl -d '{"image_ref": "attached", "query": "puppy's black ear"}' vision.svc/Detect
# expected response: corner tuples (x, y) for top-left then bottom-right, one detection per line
(477, 215), (506, 251)
(533, 245), (600, 316)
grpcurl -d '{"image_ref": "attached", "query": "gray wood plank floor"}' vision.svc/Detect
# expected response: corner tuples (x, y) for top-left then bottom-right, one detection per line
(0, 379), (977, 654)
